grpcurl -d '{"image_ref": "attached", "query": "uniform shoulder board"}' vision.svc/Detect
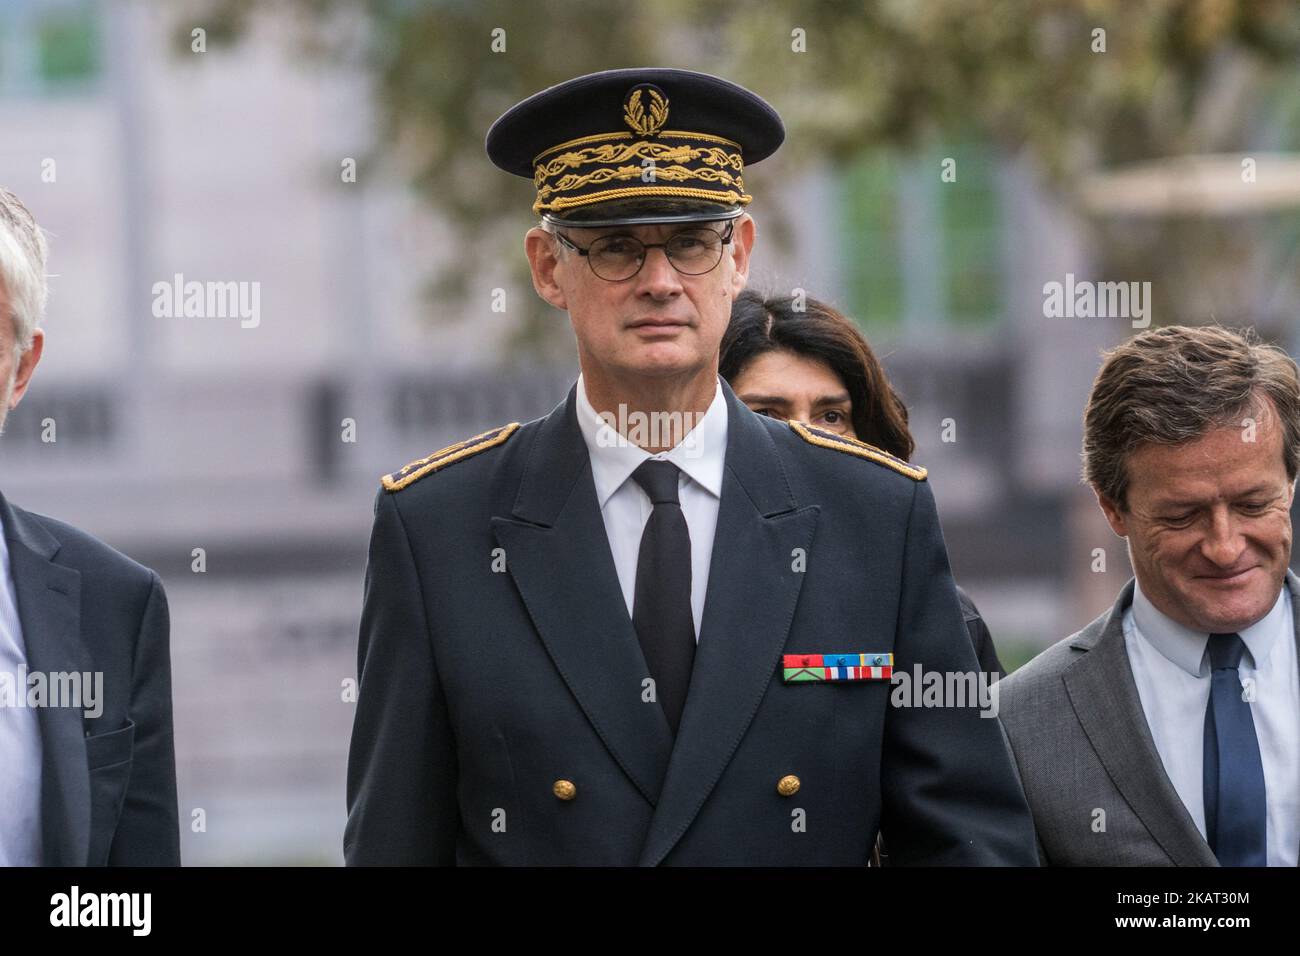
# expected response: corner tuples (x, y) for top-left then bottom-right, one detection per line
(382, 422), (522, 491)
(787, 420), (927, 481)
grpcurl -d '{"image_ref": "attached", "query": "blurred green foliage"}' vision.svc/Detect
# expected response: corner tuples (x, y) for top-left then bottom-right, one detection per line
(181, 0), (1300, 347)
(38, 4), (101, 86)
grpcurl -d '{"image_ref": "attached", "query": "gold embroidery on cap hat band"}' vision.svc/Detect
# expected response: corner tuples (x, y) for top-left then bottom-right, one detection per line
(534, 185), (750, 215)
(535, 142), (742, 185)
(532, 129), (742, 166)
(537, 164), (744, 203)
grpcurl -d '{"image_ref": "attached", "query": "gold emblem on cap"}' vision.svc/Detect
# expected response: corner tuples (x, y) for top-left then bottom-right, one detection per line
(553, 779), (577, 800)
(777, 774), (801, 797)
(623, 85), (669, 137)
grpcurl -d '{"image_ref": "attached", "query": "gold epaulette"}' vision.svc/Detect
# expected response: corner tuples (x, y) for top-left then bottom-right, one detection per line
(788, 420), (927, 481)
(382, 422), (521, 491)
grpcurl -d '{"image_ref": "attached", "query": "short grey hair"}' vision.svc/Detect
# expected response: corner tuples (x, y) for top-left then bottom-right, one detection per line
(0, 187), (48, 352)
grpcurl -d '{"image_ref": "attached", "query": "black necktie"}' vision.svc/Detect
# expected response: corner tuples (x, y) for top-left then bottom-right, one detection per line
(630, 459), (696, 736)
(1202, 632), (1267, 866)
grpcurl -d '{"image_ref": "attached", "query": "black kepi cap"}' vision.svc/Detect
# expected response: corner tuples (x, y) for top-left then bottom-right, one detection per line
(485, 67), (784, 226)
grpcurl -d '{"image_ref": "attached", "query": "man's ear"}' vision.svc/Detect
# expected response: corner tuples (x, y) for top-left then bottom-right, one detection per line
(727, 214), (755, 297)
(9, 327), (43, 409)
(524, 227), (569, 311)
(1094, 485), (1130, 539)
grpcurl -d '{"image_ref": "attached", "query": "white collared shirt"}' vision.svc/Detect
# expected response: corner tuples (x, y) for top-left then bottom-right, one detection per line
(574, 372), (728, 641)
(0, 510), (43, 866)
(1122, 578), (1300, 866)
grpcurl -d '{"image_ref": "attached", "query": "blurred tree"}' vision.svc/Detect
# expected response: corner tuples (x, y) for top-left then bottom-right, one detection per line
(182, 0), (1300, 349)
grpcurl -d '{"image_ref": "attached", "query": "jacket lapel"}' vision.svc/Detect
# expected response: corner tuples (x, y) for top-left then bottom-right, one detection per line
(637, 381), (818, 866)
(0, 491), (88, 867)
(492, 384), (675, 808)
(1063, 579), (1218, 866)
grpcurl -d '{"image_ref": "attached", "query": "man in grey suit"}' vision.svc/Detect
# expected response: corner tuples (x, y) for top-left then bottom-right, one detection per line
(1000, 324), (1300, 866)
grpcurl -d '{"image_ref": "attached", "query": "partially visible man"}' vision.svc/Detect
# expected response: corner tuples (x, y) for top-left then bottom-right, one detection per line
(0, 187), (179, 865)
(999, 325), (1300, 866)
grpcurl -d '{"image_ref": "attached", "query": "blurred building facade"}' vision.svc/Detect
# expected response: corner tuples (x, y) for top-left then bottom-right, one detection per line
(0, 0), (1296, 863)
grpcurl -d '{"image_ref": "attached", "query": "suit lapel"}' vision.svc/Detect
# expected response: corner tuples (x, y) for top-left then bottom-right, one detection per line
(492, 384), (675, 807)
(0, 492), (88, 867)
(1063, 579), (1218, 866)
(637, 381), (818, 866)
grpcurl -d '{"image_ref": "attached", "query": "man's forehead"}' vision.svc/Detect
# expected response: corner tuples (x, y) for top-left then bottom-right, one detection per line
(1130, 428), (1288, 504)
(1141, 479), (1284, 512)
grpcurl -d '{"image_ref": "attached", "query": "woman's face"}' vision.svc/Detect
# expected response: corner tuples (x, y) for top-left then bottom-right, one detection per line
(730, 349), (856, 437)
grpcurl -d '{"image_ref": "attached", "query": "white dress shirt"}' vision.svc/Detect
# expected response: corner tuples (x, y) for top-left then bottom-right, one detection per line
(574, 372), (728, 641)
(0, 510), (43, 866)
(1123, 578), (1300, 866)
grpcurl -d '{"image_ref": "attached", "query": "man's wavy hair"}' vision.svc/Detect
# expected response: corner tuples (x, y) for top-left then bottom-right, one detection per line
(1083, 324), (1300, 510)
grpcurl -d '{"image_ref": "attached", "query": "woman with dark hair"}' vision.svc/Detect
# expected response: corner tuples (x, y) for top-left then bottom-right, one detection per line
(721, 289), (1004, 677)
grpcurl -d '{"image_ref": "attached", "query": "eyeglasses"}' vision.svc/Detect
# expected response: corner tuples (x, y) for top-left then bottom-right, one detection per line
(552, 222), (736, 281)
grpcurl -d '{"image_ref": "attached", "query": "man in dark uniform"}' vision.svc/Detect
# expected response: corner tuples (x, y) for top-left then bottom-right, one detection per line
(344, 68), (1036, 865)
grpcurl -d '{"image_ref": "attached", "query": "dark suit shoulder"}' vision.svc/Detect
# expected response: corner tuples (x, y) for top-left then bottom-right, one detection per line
(786, 420), (927, 481)
(381, 421), (522, 492)
(19, 507), (157, 588)
(955, 584), (981, 622)
(954, 585), (1005, 677)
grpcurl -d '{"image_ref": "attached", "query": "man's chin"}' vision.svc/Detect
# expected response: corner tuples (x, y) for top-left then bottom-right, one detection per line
(619, 349), (703, 379)
(1179, 576), (1282, 632)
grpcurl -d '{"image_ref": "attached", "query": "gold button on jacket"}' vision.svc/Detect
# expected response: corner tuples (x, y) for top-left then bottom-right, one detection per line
(776, 774), (800, 797)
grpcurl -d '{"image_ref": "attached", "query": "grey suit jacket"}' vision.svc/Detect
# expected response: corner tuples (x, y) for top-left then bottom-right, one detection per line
(998, 570), (1300, 866)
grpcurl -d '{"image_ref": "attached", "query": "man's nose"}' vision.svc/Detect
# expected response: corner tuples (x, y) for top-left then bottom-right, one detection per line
(1200, 505), (1247, 567)
(634, 245), (682, 295)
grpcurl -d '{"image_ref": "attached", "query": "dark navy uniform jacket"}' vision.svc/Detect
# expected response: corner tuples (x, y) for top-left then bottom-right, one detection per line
(0, 490), (179, 866)
(344, 378), (1037, 865)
